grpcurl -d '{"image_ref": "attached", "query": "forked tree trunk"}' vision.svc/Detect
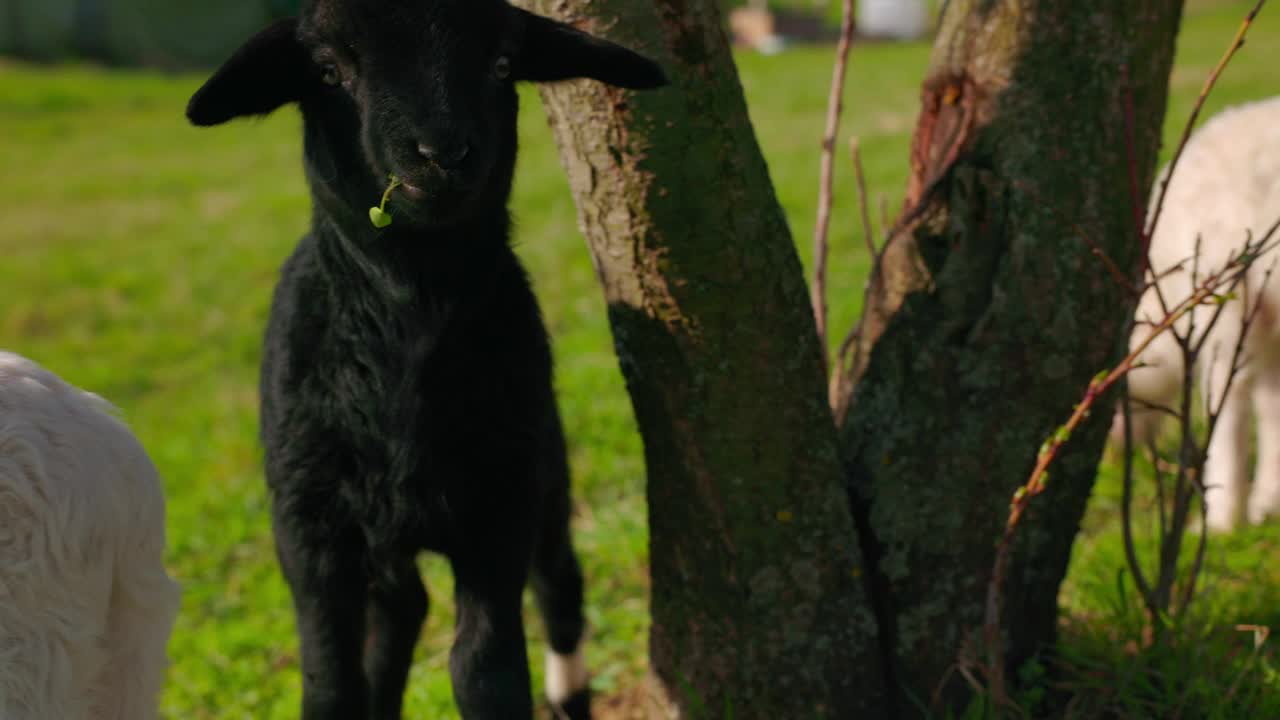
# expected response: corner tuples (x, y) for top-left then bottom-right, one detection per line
(521, 0), (1184, 715)
(515, 1), (887, 716)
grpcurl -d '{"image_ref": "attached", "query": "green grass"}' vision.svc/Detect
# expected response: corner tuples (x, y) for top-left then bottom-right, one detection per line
(1, 1), (1278, 717)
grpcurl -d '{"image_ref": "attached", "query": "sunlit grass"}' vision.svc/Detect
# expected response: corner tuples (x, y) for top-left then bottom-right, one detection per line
(1, 1), (1277, 716)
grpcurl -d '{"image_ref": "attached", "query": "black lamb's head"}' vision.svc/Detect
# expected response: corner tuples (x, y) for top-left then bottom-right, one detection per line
(186, 0), (668, 229)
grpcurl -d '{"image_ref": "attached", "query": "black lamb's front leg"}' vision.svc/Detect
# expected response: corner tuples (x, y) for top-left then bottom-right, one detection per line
(273, 511), (370, 720)
(445, 483), (539, 720)
(531, 410), (591, 719)
(449, 558), (533, 720)
(364, 554), (429, 720)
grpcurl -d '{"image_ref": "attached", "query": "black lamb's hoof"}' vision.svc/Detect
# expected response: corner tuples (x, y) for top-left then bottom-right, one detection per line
(548, 687), (592, 720)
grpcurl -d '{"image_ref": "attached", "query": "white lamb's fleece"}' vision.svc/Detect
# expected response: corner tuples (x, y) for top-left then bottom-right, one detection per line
(0, 352), (180, 720)
(1118, 95), (1280, 532)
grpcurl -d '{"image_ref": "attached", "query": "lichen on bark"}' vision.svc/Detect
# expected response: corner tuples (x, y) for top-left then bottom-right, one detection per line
(517, 0), (887, 716)
(518, 0), (1186, 715)
(837, 0), (1186, 707)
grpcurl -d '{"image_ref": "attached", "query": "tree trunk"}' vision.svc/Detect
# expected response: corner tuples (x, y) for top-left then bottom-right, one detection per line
(834, 0), (1184, 706)
(515, 1), (888, 716)
(522, 0), (1185, 715)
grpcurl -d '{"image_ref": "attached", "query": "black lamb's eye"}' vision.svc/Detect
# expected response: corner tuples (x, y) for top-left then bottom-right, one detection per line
(320, 63), (342, 87)
(493, 55), (511, 80)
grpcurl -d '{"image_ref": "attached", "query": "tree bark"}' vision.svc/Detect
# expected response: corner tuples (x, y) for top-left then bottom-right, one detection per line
(515, 1), (888, 716)
(835, 0), (1184, 706)
(522, 0), (1186, 715)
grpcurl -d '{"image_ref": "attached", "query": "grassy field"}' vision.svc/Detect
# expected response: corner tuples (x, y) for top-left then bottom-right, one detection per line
(1, 2), (1278, 717)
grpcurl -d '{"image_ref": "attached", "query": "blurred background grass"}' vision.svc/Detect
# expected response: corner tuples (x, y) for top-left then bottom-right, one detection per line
(1, 1), (1278, 717)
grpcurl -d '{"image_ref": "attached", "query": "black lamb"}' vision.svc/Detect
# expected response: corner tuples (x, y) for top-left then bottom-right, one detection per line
(185, 1), (666, 718)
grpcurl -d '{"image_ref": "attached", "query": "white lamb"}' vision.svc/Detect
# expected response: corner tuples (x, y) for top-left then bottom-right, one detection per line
(1118, 95), (1280, 532)
(0, 352), (180, 719)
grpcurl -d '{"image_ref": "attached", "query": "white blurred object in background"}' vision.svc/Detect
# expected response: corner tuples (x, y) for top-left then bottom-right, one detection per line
(858, 0), (930, 40)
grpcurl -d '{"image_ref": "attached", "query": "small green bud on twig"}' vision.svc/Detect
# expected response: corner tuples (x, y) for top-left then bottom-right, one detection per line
(369, 175), (403, 229)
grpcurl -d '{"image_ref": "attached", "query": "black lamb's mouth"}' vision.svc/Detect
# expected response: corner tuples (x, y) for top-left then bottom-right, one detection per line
(398, 181), (428, 200)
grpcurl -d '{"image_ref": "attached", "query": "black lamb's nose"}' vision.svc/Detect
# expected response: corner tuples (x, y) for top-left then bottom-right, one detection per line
(417, 141), (470, 170)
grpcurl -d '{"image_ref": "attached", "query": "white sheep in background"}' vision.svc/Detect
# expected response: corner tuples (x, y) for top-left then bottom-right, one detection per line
(0, 352), (179, 720)
(1118, 95), (1280, 533)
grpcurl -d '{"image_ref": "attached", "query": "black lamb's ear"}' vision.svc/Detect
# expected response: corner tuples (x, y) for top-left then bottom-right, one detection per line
(187, 18), (309, 127)
(512, 9), (669, 90)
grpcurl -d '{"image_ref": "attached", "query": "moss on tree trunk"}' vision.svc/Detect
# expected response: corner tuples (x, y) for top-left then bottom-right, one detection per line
(516, 0), (887, 716)
(521, 0), (1185, 715)
(836, 0), (1185, 706)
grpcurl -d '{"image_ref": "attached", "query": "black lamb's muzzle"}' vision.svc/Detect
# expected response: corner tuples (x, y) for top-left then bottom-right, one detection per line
(377, 131), (500, 222)
(384, 167), (496, 227)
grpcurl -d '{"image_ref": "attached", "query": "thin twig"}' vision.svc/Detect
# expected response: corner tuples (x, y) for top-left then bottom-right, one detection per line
(1122, 73), (1147, 261)
(1146, 234), (1214, 628)
(1152, 435), (1168, 543)
(1137, 0), (1267, 320)
(829, 137), (884, 414)
(1145, 0), (1267, 245)
(811, 0), (857, 373)
(1180, 484), (1211, 614)
(1123, 70), (1174, 319)
(1128, 395), (1181, 421)
(852, 137), (878, 268)
(1121, 381), (1155, 617)
(1122, 235), (1269, 635)
(1178, 257), (1276, 615)
(1153, 296), (1204, 628)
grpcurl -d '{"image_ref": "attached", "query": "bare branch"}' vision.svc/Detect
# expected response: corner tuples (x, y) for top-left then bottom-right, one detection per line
(829, 137), (884, 414)
(1122, 382), (1156, 615)
(811, 0), (857, 373)
(1150, 436), (1168, 543)
(853, 137), (878, 268)
(1145, 0), (1267, 244)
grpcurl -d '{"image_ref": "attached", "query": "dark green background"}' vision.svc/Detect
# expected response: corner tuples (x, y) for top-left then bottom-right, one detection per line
(0, 0), (301, 67)
(0, 0), (843, 69)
